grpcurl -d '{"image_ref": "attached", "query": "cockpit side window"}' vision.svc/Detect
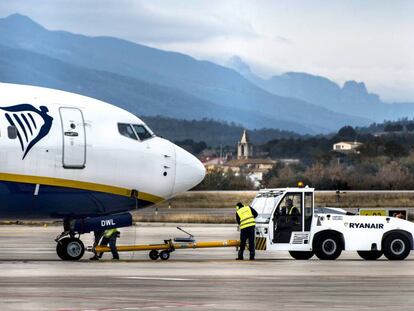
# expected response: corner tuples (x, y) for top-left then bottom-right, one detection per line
(118, 123), (138, 140)
(132, 124), (153, 141)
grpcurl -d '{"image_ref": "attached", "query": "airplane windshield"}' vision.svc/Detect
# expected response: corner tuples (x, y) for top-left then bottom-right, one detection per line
(118, 123), (155, 141)
(118, 123), (138, 140)
(133, 124), (154, 141)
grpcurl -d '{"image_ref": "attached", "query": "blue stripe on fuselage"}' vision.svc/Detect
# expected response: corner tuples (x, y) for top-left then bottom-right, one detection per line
(0, 181), (152, 220)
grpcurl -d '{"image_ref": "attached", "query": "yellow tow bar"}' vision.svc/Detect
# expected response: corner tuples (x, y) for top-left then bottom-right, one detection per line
(92, 239), (241, 260)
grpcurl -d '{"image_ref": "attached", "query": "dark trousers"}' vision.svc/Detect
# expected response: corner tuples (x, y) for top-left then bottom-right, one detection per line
(98, 235), (119, 259)
(92, 231), (104, 255)
(238, 226), (255, 259)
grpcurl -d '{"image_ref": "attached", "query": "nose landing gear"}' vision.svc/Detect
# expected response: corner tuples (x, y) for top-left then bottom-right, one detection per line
(56, 237), (85, 261)
(55, 219), (85, 261)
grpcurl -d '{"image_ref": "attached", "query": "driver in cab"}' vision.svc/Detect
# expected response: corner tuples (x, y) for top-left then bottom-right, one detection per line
(276, 198), (299, 216)
(286, 199), (299, 216)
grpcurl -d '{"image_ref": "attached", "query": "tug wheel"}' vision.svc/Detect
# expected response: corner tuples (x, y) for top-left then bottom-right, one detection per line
(159, 250), (170, 260)
(314, 233), (342, 260)
(383, 233), (411, 260)
(357, 250), (383, 260)
(289, 251), (314, 260)
(149, 250), (159, 260)
(56, 237), (85, 261)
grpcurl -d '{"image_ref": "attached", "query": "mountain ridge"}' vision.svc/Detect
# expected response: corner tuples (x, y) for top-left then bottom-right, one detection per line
(0, 14), (373, 133)
(227, 55), (414, 121)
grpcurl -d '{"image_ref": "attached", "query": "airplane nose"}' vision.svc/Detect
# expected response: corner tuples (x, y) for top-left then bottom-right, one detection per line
(173, 144), (206, 194)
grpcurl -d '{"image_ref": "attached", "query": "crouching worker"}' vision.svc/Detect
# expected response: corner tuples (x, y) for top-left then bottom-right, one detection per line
(91, 228), (120, 260)
(90, 229), (104, 260)
(235, 202), (258, 260)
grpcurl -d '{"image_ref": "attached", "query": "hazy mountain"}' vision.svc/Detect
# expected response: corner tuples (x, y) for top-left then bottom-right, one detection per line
(227, 56), (414, 121)
(0, 14), (370, 134)
(1, 45), (320, 132)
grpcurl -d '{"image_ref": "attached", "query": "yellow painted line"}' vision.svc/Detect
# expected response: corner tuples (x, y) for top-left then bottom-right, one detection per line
(0, 172), (163, 204)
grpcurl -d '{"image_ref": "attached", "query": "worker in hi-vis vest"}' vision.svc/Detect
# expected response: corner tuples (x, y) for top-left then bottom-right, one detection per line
(90, 229), (105, 260)
(286, 199), (299, 215)
(235, 202), (258, 260)
(92, 228), (120, 260)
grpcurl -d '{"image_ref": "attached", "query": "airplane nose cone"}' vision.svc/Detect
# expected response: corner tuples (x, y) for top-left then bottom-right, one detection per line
(173, 145), (206, 194)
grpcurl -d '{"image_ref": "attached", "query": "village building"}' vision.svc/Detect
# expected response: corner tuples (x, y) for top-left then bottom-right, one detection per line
(200, 130), (301, 187)
(333, 141), (362, 153)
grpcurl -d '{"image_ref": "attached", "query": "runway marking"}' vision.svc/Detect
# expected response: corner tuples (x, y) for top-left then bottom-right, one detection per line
(119, 276), (194, 281)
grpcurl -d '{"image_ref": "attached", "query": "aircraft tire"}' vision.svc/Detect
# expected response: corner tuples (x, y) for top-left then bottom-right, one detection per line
(289, 251), (314, 260)
(56, 237), (85, 261)
(56, 239), (68, 260)
(383, 233), (411, 260)
(357, 250), (382, 260)
(314, 233), (342, 260)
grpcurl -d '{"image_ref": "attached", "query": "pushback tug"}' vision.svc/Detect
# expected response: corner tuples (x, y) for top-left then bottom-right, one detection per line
(95, 187), (414, 261)
(252, 187), (414, 260)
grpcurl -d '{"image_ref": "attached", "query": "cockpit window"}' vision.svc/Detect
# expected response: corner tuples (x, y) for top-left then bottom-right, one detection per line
(118, 123), (155, 141)
(132, 125), (153, 141)
(118, 123), (138, 140)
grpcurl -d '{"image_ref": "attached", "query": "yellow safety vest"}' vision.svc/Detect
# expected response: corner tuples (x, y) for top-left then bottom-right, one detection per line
(104, 228), (119, 238)
(288, 206), (299, 215)
(237, 205), (256, 229)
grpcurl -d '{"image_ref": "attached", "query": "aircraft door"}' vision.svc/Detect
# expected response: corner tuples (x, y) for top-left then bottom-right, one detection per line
(59, 107), (86, 169)
(273, 192), (303, 243)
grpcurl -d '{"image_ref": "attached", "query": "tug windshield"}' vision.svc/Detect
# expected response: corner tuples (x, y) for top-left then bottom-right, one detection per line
(251, 191), (283, 215)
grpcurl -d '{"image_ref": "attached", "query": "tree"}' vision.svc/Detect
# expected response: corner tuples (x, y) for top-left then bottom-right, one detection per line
(406, 123), (414, 132)
(384, 141), (407, 158)
(336, 126), (356, 140)
(194, 168), (254, 190)
(174, 139), (207, 155)
(384, 123), (403, 132)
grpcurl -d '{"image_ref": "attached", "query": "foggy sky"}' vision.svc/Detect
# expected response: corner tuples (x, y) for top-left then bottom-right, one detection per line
(0, 0), (413, 102)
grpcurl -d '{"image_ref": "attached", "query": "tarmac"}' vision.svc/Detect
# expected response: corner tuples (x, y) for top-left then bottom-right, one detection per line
(1, 224), (414, 311)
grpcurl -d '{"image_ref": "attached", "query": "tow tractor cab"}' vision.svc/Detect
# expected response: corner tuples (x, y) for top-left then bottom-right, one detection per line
(252, 187), (414, 260)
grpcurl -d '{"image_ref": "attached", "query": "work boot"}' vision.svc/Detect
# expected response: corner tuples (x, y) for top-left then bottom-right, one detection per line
(250, 257), (255, 261)
(236, 257), (243, 260)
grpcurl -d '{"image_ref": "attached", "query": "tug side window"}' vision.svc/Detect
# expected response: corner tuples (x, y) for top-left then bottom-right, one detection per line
(304, 193), (313, 231)
(118, 123), (137, 140)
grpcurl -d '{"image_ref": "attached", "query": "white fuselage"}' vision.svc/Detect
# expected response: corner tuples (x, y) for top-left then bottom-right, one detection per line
(0, 83), (205, 219)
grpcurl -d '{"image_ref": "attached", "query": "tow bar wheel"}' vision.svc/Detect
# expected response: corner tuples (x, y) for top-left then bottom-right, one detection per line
(383, 233), (411, 260)
(159, 250), (170, 260)
(149, 250), (159, 260)
(56, 237), (85, 261)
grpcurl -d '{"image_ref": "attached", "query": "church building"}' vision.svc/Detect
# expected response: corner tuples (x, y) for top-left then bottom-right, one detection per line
(237, 129), (254, 159)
